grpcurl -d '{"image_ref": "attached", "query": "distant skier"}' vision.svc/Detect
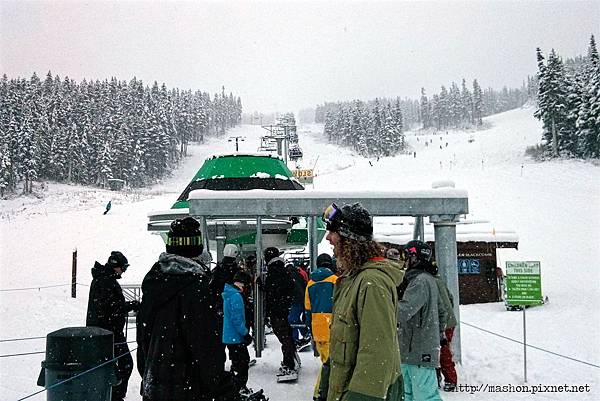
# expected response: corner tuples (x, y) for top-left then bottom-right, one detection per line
(103, 200), (112, 215)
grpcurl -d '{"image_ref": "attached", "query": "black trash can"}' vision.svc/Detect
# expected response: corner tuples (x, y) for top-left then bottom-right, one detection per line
(37, 327), (117, 401)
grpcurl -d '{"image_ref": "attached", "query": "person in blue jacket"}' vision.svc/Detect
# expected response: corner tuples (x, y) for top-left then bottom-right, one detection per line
(222, 271), (254, 395)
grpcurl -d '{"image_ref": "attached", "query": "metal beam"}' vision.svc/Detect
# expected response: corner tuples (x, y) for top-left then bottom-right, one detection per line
(187, 189), (468, 217)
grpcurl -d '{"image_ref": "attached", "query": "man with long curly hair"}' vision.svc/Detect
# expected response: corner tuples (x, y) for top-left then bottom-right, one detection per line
(317, 202), (404, 401)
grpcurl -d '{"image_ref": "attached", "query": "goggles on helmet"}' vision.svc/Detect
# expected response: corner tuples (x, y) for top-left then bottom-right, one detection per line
(404, 246), (418, 256)
(323, 202), (342, 231)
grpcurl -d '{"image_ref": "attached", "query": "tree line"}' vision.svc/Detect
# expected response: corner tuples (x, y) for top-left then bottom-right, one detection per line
(321, 98), (407, 158)
(420, 78), (534, 130)
(0, 72), (242, 195)
(534, 35), (599, 159)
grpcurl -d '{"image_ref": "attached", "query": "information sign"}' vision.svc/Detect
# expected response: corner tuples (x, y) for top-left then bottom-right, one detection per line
(293, 169), (314, 184)
(506, 261), (543, 306)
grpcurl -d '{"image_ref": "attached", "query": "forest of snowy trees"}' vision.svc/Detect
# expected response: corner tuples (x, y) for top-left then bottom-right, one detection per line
(320, 98), (407, 158)
(420, 78), (533, 130)
(0, 72), (242, 195)
(534, 35), (599, 159)
(314, 78), (532, 157)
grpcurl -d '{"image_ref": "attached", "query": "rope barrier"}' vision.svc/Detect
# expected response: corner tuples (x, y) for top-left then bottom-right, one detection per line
(0, 283), (90, 292)
(0, 336), (46, 343)
(0, 350), (45, 358)
(461, 321), (600, 369)
(0, 326), (136, 344)
(0, 284), (72, 292)
(16, 347), (137, 401)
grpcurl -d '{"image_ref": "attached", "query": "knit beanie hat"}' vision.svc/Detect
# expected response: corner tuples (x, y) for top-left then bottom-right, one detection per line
(325, 202), (373, 242)
(386, 248), (401, 261)
(223, 244), (240, 258)
(233, 271), (252, 286)
(166, 217), (203, 258)
(316, 253), (333, 268)
(106, 251), (129, 269)
(264, 247), (282, 263)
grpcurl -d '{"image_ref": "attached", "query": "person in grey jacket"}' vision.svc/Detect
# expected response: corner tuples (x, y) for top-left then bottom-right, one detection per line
(397, 240), (445, 401)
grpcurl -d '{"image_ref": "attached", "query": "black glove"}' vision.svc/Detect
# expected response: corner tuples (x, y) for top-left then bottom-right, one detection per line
(126, 300), (140, 313)
(243, 333), (253, 346)
(440, 332), (448, 346)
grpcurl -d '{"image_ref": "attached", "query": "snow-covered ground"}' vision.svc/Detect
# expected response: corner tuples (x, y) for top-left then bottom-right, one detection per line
(1, 106), (599, 400)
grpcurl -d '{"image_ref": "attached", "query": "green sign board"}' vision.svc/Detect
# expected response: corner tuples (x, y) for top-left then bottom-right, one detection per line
(506, 261), (543, 306)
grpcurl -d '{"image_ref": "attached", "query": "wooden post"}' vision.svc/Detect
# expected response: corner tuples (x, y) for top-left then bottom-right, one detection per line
(71, 249), (77, 298)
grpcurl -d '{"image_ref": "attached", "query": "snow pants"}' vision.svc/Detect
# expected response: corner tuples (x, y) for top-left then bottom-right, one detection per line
(439, 327), (457, 385)
(401, 364), (443, 401)
(269, 313), (297, 369)
(227, 343), (250, 389)
(288, 302), (309, 342)
(313, 341), (330, 398)
(113, 341), (134, 401)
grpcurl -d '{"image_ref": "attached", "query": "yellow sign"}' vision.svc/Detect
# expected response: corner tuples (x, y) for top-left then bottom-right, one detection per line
(293, 169), (314, 178)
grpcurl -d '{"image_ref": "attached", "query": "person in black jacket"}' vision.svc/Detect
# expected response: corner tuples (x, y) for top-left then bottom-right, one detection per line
(86, 251), (138, 401)
(262, 247), (297, 375)
(136, 217), (244, 401)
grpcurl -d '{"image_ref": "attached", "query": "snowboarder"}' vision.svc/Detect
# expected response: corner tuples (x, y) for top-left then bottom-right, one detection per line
(103, 200), (112, 215)
(397, 240), (445, 401)
(318, 202), (403, 401)
(260, 246), (299, 381)
(136, 217), (260, 401)
(86, 251), (139, 401)
(305, 253), (337, 399)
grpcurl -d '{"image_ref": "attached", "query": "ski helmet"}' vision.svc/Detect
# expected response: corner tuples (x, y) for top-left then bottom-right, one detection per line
(403, 240), (433, 263)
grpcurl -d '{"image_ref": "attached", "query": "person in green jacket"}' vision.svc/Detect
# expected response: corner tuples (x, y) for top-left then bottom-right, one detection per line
(318, 202), (404, 401)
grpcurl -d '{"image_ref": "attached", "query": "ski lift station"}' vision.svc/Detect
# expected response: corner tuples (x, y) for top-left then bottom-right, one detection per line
(150, 185), (469, 361)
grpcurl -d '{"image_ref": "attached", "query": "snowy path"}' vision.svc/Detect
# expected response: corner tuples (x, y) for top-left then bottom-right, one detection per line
(1, 107), (599, 400)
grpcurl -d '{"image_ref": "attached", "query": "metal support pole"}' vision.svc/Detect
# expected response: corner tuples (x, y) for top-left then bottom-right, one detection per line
(283, 126), (289, 165)
(71, 249), (77, 298)
(309, 216), (318, 272)
(523, 307), (527, 383)
(276, 138), (283, 158)
(254, 217), (265, 357)
(413, 216), (425, 241)
(197, 216), (210, 254)
(432, 217), (461, 363)
(215, 224), (226, 263)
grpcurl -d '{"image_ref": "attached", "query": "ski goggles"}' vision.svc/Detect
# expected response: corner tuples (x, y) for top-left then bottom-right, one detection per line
(404, 246), (418, 256)
(323, 202), (342, 231)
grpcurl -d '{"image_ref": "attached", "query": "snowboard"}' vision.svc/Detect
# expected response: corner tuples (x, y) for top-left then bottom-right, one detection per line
(241, 389), (269, 401)
(296, 341), (311, 352)
(276, 368), (300, 382)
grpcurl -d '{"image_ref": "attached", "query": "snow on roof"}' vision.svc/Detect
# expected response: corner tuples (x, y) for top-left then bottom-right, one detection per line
(208, 152), (284, 160)
(189, 188), (468, 200)
(374, 218), (519, 244)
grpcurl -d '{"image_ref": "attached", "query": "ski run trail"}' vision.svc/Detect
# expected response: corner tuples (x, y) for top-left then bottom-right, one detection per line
(1, 105), (599, 400)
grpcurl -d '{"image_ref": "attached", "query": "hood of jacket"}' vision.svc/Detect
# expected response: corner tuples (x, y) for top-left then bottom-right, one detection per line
(141, 253), (209, 310)
(310, 267), (335, 282)
(404, 267), (427, 282)
(355, 257), (404, 286)
(91, 261), (118, 279)
(222, 283), (241, 299)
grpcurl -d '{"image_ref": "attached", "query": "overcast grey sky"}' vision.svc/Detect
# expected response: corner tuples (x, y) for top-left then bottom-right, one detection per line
(1, 0), (598, 113)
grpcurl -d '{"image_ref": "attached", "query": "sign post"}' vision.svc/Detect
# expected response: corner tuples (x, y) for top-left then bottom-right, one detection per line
(506, 261), (543, 383)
